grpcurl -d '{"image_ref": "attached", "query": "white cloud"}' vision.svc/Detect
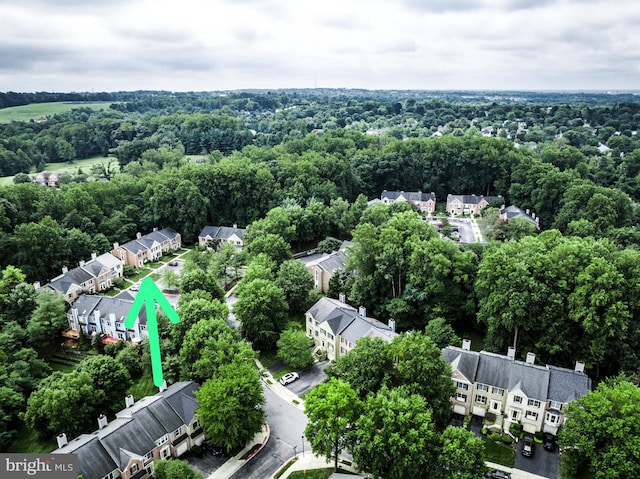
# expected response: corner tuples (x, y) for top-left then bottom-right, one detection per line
(0, 0), (637, 91)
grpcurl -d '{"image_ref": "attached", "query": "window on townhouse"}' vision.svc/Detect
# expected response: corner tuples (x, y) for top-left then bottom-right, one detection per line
(156, 434), (168, 446)
(477, 384), (489, 392)
(315, 331), (319, 337)
(456, 381), (469, 390)
(525, 410), (538, 421)
(328, 333), (334, 340)
(130, 464), (138, 474)
(456, 393), (467, 402)
(328, 343), (334, 351)
(549, 400), (562, 410)
(514, 395), (523, 404)
(492, 387), (505, 396)
(173, 427), (181, 438)
(475, 395), (487, 404)
(545, 411), (561, 424)
(307, 316), (312, 323)
(527, 399), (541, 408)
(193, 420), (200, 430)
(340, 347), (346, 354)
(161, 448), (170, 459)
(143, 452), (153, 463)
(308, 329), (312, 336)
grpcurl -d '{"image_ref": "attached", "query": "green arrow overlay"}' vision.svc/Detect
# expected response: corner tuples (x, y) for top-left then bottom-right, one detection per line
(125, 277), (180, 387)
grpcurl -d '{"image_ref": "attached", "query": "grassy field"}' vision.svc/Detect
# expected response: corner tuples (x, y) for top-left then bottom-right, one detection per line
(482, 437), (516, 467)
(0, 101), (113, 123)
(0, 155), (117, 186)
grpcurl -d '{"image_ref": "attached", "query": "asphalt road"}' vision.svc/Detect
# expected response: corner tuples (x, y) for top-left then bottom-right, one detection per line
(449, 218), (477, 244)
(230, 385), (310, 479)
(279, 360), (329, 397)
(514, 435), (559, 479)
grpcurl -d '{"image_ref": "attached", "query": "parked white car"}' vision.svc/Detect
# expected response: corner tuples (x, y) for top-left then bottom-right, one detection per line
(279, 372), (300, 385)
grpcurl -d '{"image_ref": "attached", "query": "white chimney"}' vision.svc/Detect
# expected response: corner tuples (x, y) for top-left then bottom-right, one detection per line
(113, 242), (119, 249)
(358, 306), (366, 317)
(62, 266), (68, 274)
(462, 339), (471, 351)
(153, 227), (158, 232)
(233, 223), (238, 229)
(98, 414), (108, 429)
(526, 352), (536, 365)
(159, 380), (167, 392)
(507, 347), (516, 360)
(575, 361), (585, 373)
(388, 318), (396, 332)
(91, 252), (97, 260)
(34, 281), (41, 289)
(79, 260), (85, 267)
(56, 433), (68, 448)
(136, 232), (142, 239)
(339, 293), (346, 304)
(125, 394), (135, 408)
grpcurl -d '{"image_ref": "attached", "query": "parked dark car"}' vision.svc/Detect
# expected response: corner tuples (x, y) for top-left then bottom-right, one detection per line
(543, 432), (557, 452)
(487, 470), (511, 479)
(522, 435), (535, 457)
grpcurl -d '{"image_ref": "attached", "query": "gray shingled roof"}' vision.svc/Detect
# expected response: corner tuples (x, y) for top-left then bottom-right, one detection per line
(71, 295), (147, 326)
(447, 194), (504, 205)
(121, 239), (148, 254)
(548, 365), (591, 403)
(157, 227), (180, 240)
(198, 225), (246, 241)
(144, 230), (171, 244)
(52, 381), (201, 478)
(158, 381), (201, 424)
(381, 190), (436, 202)
(308, 297), (396, 343)
(315, 250), (347, 273)
(442, 346), (591, 403)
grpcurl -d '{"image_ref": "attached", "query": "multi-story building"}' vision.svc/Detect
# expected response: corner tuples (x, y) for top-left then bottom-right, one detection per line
(198, 225), (247, 249)
(446, 194), (504, 216)
(442, 341), (591, 435)
(381, 190), (437, 213)
(305, 295), (396, 361)
(52, 381), (205, 479)
(112, 228), (181, 268)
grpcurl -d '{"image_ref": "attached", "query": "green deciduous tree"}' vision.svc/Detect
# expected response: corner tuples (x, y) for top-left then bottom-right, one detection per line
(435, 427), (487, 479)
(304, 379), (363, 470)
(152, 459), (202, 479)
(327, 336), (393, 399)
(276, 325), (313, 370)
(389, 332), (456, 429)
(195, 361), (265, 454)
(352, 386), (437, 479)
(559, 378), (640, 479)
(26, 290), (68, 348)
(24, 371), (99, 438)
(276, 259), (314, 314)
(235, 279), (288, 351)
(76, 355), (132, 416)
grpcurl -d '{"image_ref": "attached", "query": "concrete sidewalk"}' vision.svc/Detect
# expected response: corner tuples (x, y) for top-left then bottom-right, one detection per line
(273, 454), (360, 479)
(487, 461), (551, 479)
(207, 423), (270, 479)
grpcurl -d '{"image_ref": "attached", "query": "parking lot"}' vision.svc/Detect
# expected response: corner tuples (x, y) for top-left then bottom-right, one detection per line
(514, 434), (558, 479)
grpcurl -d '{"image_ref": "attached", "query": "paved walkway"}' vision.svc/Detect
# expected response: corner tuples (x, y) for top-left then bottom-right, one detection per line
(207, 423), (270, 479)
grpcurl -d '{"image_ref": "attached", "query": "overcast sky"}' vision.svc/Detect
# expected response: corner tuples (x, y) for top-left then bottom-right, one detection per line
(0, 0), (638, 93)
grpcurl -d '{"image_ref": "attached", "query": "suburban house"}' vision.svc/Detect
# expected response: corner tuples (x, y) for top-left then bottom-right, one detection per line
(305, 249), (348, 294)
(42, 252), (124, 303)
(31, 170), (67, 187)
(499, 205), (540, 229)
(381, 190), (437, 213)
(446, 194), (504, 216)
(442, 341), (591, 435)
(198, 224), (247, 249)
(306, 295), (397, 361)
(52, 381), (205, 479)
(112, 228), (181, 268)
(67, 293), (148, 343)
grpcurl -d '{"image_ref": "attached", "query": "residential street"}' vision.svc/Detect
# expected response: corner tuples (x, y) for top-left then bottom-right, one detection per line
(229, 385), (309, 479)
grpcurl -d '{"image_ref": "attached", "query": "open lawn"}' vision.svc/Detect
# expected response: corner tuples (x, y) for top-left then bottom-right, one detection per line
(482, 437), (516, 467)
(288, 469), (335, 479)
(0, 101), (113, 123)
(0, 155), (118, 186)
